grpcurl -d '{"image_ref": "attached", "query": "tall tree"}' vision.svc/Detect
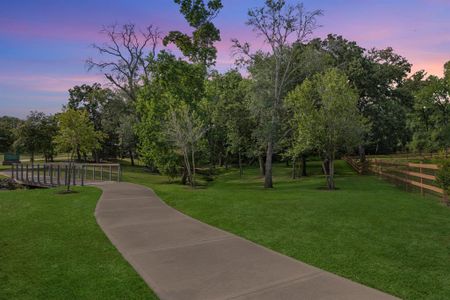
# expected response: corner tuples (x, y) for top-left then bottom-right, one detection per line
(136, 51), (207, 180)
(117, 114), (139, 166)
(40, 115), (58, 162)
(87, 23), (161, 101)
(364, 47), (412, 154)
(233, 0), (322, 188)
(207, 70), (253, 176)
(101, 95), (131, 160)
(67, 83), (107, 131)
(312, 35), (412, 156)
(409, 62), (450, 154)
(54, 109), (104, 191)
(286, 69), (368, 189)
(166, 104), (206, 187)
(13, 112), (54, 163)
(0, 116), (22, 153)
(67, 83), (110, 161)
(164, 0), (223, 66)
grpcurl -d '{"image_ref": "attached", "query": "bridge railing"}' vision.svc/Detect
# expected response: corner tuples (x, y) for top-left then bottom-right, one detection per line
(10, 163), (121, 187)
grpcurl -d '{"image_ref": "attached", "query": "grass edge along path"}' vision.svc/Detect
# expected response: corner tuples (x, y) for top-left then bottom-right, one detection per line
(0, 186), (158, 300)
(122, 161), (450, 300)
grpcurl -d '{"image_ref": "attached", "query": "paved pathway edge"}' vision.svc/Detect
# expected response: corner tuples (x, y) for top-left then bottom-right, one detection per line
(94, 182), (398, 300)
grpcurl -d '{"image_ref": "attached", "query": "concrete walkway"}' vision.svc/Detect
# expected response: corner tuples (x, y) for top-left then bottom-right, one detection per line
(95, 182), (397, 300)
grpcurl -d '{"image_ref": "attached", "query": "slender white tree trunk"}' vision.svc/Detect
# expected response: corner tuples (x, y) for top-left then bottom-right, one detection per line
(191, 147), (196, 187)
(183, 148), (192, 186)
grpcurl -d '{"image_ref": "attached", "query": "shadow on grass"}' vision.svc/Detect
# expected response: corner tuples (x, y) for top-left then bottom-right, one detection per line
(55, 188), (80, 195)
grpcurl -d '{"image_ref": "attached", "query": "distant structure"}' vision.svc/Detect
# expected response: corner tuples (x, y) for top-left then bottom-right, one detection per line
(3, 153), (20, 165)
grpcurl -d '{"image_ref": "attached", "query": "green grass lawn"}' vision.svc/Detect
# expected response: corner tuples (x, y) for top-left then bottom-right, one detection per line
(0, 187), (158, 300)
(122, 160), (450, 300)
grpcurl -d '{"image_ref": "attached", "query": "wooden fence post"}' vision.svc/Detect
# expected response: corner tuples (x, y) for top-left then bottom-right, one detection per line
(72, 165), (76, 186)
(81, 165), (84, 186)
(405, 163), (409, 192)
(64, 165), (68, 186)
(57, 165), (60, 186)
(43, 165), (47, 185)
(50, 165), (54, 186)
(420, 163), (424, 196)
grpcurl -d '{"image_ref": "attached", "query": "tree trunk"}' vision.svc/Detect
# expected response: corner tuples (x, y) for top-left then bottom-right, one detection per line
(66, 152), (74, 192)
(264, 141), (273, 188)
(258, 155), (265, 176)
(94, 150), (99, 163)
(327, 158), (335, 190)
(66, 162), (72, 192)
(31, 151), (35, 164)
(191, 148), (196, 187)
(358, 144), (366, 162)
(181, 168), (188, 185)
(292, 157), (296, 179)
(183, 148), (192, 186)
(322, 159), (330, 175)
(301, 155), (307, 177)
(238, 151), (243, 177)
(129, 149), (135, 166)
(77, 147), (81, 162)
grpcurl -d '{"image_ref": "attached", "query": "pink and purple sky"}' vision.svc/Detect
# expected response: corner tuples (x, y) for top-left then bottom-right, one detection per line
(1, 0), (449, 118)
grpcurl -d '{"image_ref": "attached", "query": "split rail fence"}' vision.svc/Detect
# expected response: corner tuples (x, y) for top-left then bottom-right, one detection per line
(10, 163), (121, 187)
(344, 157), (445, 199)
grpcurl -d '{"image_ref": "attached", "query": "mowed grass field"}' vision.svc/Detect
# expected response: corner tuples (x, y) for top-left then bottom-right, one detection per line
(122, 160), (450, 299)
(2, 158), (449, 299)
(0, 186), (158, 300)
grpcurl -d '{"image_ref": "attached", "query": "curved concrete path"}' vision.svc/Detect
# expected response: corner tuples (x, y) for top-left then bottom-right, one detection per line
(95, 182), (397, 300)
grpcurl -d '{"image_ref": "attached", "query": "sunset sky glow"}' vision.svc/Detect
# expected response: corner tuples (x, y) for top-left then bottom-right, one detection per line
(1, 0), (449, 117)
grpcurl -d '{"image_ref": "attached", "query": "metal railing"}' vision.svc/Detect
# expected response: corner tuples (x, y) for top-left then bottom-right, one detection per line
(10, 163), (121, 187)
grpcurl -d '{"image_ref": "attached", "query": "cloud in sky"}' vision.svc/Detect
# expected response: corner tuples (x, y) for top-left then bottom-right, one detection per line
(0, 0), (449, 117)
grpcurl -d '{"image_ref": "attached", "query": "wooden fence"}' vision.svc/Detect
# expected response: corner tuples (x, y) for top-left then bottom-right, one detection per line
(10, 163), (121, 187)
(342, 157), (369, 175)
(345, 157), (446, 200)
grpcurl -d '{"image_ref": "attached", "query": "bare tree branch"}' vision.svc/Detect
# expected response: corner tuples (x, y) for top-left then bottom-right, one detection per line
(86, 23), (162, 101)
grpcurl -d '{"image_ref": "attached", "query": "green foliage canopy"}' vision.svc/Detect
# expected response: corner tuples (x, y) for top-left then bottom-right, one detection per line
(54, 109), (105, 160)
(164, 0), (223, 65)
(286, 68), (368, 189)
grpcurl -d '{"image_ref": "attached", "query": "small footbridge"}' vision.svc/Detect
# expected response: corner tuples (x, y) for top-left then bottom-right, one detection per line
(9, 163), (121, 188)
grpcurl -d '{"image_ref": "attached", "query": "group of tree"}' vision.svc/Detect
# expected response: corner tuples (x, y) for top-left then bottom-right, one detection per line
(1, 0), (448, 190)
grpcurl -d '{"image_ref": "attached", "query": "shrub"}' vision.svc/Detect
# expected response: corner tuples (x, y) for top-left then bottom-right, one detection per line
(436, 160), (450, 204)
(0, 178), (23, 190)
